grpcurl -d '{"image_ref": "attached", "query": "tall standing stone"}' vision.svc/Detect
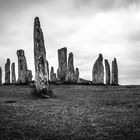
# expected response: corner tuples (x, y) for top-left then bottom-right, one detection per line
(17, 49), (28, 84)
(65, 52), (75, 83)
(0, 67), (2, 85)
(92, 54), (104, 84)
(11, 63), (16, 84)
(105, 59), (110, 85)
(112, 58), (118, 85)
(34, 17), (50, 96)
(5, 58), (10, 84)
(57, 47), (67, 82)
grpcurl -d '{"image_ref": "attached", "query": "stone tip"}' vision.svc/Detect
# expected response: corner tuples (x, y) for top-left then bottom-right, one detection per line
(98, 53), (103, 61)
(17, 49), (25, 56)
(105, 59), (109, 63)
(7, 58), (10, 62)
(34, 17), (40, 26)
(114, 58), (117, 61)
(69, 52), (73, 55)
(58, 47), (67, 52)
(76, 68), (79, 71)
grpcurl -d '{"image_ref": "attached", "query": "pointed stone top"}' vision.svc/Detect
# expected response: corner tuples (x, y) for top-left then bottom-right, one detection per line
(114, 58), (117, 62)
(69, 52), (73, 56)
(34, 17), (40, 27)
(7, 58), (10, 63)
(76, 68), (79, 71)
(98, 53), (103, 61)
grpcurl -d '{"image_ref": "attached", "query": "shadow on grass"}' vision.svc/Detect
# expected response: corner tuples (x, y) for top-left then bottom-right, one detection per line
(31, 87), (54, 99)
(5, 100), (16, 103)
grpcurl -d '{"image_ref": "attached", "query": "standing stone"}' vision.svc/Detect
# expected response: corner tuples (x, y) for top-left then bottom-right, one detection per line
(112, 58), (118, 85)
(46, 60), (49, 82)
(50, 67), (57, 82)
(27, 70), (33, 83)
(0, 67), (2, 85)
(11, 63), (16, 84)
(34, 17), (50, 96)
(74, 68), (79, 83)
(105, 59), (110, 85)
(5, 58), (10, 84)
(57, 47), (67, 82)
(65, 52), (75, 83)
(17, 49), (28, 84)
(92, 54), (104, 84)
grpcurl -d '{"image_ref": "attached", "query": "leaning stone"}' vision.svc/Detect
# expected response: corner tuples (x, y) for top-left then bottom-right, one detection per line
(105, 59), (110, 85)
(57, 47), (67, 82)
(34, 17), (50, 97)
(11, 63), (16, 84)
(92, 54), (104, 84)
(17, 49), (28, 84)
(5, 58), (10, 84)
(0, 67), (2, 85)
(112, 58), (118, 85)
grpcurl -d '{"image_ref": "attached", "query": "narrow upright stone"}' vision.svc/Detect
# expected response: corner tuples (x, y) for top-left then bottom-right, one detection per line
(92, 54), (104, 84)
(0, 67), (2, 85)
(65, 52), (75, 83)
(27, 70), (33, 83)
(5, 58), (10, 84)
(17, 49), (28, 84)
(50, 66), (57, 82)
(74, 68), (79, 83)
(112, 58), (118, 85)
(57, 47), (67, 82)
(105, 59), (110, 85)
(34, 17), (50, 96)
(11, 63), (16, 84)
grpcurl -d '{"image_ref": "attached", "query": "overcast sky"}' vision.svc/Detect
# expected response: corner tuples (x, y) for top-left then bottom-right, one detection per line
(0, 0), (140, 85)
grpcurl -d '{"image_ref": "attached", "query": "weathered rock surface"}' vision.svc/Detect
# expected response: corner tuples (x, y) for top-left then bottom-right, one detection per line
(34, 17), (50, 97)
(50, 66), (57, 82)
(92, 54), (104, 84)
(112, 58), (118, 85)
(65, 52), (75, 83)
(11, 63), (16, 84)
(105, 59), (110, 85)
(27, 70), (33, 83)
(0, 67), (2, 85)
(5, 58), (10, 84)
(74, 68), (79, 83)
(17, 49), (28, 84)
(57, 47), (67, 82)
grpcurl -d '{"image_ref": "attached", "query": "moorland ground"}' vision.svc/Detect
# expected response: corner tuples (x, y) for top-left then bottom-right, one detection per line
(0, 84), (140, 140)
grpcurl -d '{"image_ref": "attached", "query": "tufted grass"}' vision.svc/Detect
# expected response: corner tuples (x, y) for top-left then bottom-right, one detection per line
(0, 84), (140, 139)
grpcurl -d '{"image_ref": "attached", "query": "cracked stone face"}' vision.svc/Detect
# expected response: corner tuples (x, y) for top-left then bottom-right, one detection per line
(34, 17), (49, 93)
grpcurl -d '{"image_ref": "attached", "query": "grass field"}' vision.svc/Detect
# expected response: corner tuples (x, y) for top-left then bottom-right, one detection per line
(0, 84), (140, 140)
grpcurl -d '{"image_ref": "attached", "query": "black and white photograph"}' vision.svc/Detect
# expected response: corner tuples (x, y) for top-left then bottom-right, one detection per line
(0, 0), (140, 139)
